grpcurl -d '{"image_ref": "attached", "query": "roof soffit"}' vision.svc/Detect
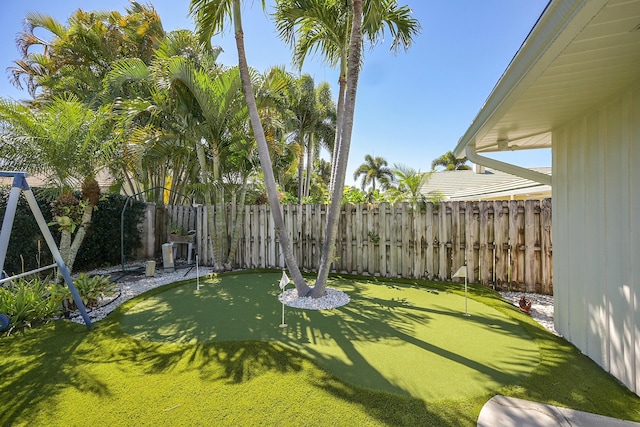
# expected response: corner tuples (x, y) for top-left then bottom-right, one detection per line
(455, 0), (640, 156)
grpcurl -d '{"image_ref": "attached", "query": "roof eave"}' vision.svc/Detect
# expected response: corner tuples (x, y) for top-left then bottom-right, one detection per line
(454, 0), (609, 159)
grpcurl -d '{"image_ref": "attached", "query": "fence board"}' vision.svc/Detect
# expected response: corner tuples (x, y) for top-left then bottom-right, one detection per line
(368, 205), (376, 275)
(379, 203), (388, 277)
(524, 201), (538, 292)
(541, 199), (553, 294)
(465, 202), (477, 282)
(425, 203), (434, 279)
(494, 201), (507, 287)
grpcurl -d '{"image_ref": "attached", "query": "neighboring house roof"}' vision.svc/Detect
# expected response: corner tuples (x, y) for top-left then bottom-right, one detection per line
(454, 0), (640, 157)
(0, 170), (114, 190)
(421, 166), (551, 201)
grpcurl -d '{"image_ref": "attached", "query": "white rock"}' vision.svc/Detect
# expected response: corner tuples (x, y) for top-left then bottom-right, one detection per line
(278, 287), (350, 310)
(500, 291), (557, 336)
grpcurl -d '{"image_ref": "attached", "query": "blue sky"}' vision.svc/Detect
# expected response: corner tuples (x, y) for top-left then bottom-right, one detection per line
(0, 1), (551, 184)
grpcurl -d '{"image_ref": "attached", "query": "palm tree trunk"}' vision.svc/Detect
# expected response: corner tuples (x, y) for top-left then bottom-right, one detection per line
(56, 204), (94, 282)
(232, 0), (310, 296)
(329, 15), (351, 195)
(196, 142), (221, 269)
(314, 0), (363, 296)
(297, 129), (305, 202)
(304, 135), (314, 198)
(65, 205), (93, 272)
(329, 64), (347, 195)
(225, 175), (249, 266)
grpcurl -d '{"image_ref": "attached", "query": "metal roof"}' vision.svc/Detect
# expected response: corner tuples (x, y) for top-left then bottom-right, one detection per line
(421, 167), (552, 201)
(454, 0), (640, 156)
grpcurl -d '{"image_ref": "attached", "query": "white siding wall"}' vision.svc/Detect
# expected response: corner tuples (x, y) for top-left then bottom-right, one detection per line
(554, 81), (640, 394)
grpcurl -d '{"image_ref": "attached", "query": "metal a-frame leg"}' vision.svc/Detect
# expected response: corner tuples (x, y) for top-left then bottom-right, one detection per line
(0, 172), (92, 328)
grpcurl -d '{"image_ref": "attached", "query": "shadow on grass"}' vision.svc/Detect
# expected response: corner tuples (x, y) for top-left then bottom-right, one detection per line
(4, 272), (640, 426)
(114, 271), (538, 402)
(0, 321), (107, 424)
(0, 318), (470, 425)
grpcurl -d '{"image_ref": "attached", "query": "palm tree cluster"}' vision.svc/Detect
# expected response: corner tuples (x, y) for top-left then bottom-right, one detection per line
(0, 1), (420, 296)
(351, 150), (472, 205)
(351, 155), (438, 205)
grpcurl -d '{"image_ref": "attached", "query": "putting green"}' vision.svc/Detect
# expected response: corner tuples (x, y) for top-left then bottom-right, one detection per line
(119, 273), (539, 400)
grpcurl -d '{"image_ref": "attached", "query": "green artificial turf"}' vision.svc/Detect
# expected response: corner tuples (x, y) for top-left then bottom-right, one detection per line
(119, 272), (538, 400)
(1, 271), (640, 426)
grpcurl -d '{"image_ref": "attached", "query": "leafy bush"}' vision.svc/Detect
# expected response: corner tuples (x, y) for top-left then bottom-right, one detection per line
(0, 277), (61, 335)
(51, 273), (116, 311)
(342, 186), (369, 204)
(73, 194), (146, 270)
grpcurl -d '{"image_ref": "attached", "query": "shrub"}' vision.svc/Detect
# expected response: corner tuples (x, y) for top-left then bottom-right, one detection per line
(51, 273), (116, 311)
(0, 187), (56, 276)
(73, 194), (146, 271)
(0, 276), (61, 335)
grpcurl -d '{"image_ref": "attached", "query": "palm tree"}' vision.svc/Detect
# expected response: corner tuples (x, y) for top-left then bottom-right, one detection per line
(274, 0), (420, 192)
(0, 96), (116, 276)
(386, 164), (433, 207)
(275, 0), (420, 295)
(287, 75), (336, 201)
(105, 54), (203, 206)
(106, 29), (258, 270)
(352, 154), (393, 192)
(189, 0), (311, 296)
(431, 151), (471, 171)
(9, 2), (165, 104)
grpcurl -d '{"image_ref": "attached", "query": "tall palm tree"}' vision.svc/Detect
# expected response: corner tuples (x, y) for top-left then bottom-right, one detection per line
(0, 95), (116, 276)
(302, 81), (336, 199)
(274, 0), (420, 192)
(190, 0), (311, 295)
(275, 0), (420, 295)
(314, 0), (365, 296)
(431, 150), (471, 171)
(352, 154), (393, 192)
(283, 74), (336, 202)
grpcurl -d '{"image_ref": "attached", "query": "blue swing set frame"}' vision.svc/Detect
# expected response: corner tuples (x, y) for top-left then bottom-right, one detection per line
(0, 171), (92, 328)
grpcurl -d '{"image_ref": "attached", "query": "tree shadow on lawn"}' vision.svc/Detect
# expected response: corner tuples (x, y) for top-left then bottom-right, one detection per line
(0, 321), (111, 425)
(3, 272), (639, 425)
(116, 272), (539, 402)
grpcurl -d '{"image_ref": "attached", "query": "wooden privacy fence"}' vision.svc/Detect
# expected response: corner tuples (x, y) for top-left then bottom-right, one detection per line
(163, 199), (553, 294)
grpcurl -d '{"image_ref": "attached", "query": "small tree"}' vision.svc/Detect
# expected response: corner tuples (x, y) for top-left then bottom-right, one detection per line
(386, 164), (433, 208)
(0, 96), (116, 277)
(431, 151), (471, 171)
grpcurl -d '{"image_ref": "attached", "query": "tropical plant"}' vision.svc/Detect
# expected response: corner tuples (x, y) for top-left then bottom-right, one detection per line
(104, 42), (214, 205)
(50, 273), (116, 312)
(0, 277), (61, 334)
(9, 2), (165, 104)
(431, 150), (471, 171)
(386, 164), (433, 207)
(72, 273), (116, 308)
(352, 154), (393, 192)
(0, 95), (117, 277)
(190, 0), (311, 294)
(284, 74), (336, 201)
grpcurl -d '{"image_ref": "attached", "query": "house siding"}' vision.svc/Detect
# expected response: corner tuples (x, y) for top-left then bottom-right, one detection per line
(554, 81), (640, 394)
